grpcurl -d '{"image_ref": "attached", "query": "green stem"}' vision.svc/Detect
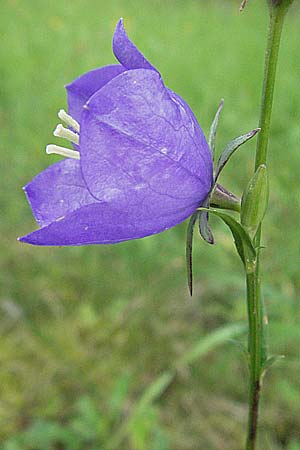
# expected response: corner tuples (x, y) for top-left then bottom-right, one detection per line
(255, 6), (287, 170)
(245, 270), (263, 450)
(245, 3), (290, 450)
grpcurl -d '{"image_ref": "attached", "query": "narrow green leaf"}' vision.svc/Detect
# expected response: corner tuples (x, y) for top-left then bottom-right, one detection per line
(208, 98), (224, 160)
(136, 324), (246, 410)
(109, 374), (131, 418)
(135, 371), (175, 412)
(199, 208), (257, 272)
(186, 212), (198, 296)
(215, 128), (260, 182)
(177, 322), (246, 367)
(108, 323), (246, 450)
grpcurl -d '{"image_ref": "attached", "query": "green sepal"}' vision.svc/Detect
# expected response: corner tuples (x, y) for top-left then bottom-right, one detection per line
(199, 208), (257, 273)
(215, 128), (260, 182)
(186, 212), (198, 296)
(208, 98), (224, 161)
(199, 210), (214, 244)
(241, 164), (269, 236)
(210, 183), (241, 213)
(198, 198), (214, 245)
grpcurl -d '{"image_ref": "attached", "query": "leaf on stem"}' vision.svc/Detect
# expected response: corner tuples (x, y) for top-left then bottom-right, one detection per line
(199, 208), (257, 272)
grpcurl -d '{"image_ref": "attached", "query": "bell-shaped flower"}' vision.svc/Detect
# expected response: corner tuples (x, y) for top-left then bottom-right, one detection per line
(19, 19), (213, 246)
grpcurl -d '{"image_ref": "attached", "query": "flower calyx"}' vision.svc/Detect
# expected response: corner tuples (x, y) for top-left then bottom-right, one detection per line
(197, 99), (260, 245)
(186, 99), (260, 295)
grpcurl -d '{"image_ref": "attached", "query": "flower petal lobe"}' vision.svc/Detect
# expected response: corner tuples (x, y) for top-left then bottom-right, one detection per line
(19, 199), (197, 246)
(80, 69), (212, 211)
(66, 65), (125, 122)
(24, 159), (95, 227)
(113, 18), (158, 73)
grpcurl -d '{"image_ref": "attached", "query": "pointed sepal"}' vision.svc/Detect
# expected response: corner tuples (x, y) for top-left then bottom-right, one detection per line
(210, 183), (241, 213)
(199, 210), (214, 245)
(215, 128), (260, 182)
(208, 99), (224, 160)
(186, 212), (199, 296)
(198, 198), (214, 245)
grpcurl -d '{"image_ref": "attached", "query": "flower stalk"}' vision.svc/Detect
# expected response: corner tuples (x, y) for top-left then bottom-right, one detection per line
(245, 2), (292, 449)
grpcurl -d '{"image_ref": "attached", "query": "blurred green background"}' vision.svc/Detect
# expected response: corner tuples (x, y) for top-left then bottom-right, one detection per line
(1, 0), (300, 449)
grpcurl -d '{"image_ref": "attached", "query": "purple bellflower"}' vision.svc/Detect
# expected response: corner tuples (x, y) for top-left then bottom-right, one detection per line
(19, 19), (213, 246)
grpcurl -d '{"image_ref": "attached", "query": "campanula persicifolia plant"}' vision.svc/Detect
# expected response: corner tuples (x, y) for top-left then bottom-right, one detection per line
(19, 1), (296, 448)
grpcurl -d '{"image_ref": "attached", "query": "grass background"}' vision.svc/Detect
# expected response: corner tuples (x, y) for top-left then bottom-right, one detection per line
(1, 0), (300, 448)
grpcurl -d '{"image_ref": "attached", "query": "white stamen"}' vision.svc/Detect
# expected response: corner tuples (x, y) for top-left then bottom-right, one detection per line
(54, 124), (79, 144)
(46, 144), (80, 160)
(58, 109), (80, 132)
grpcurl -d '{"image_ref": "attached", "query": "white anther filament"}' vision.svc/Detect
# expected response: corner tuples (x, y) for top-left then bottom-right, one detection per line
(58, 109), (80, 132)
(46, 110), (81, 160)
(54, 124), (79, 144)
(46, 145), (80, 160)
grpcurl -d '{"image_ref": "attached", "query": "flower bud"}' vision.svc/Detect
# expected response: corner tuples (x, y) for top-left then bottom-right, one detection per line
(241, 165), (269, 236)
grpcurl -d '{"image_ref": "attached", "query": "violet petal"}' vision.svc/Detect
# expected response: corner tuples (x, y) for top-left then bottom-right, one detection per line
(80, 69), (212, 209)
(19, 199), (198, 246)
(23, 159), (95, 227)
(66, 65), (125, 122)
(113, 18), (158, 73)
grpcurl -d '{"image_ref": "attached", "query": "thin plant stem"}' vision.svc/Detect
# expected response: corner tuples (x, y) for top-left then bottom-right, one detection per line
(255, 6), (287, 170)
(246, 269), (263, 450)
(245, 4), (290, 450)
